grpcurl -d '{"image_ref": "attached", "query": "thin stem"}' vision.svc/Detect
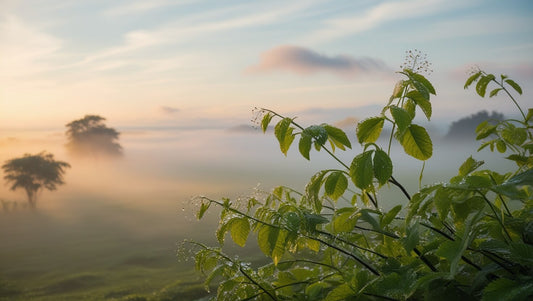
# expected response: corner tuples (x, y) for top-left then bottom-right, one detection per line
(201, 196), (381, 276)
(389, 176), (411, 200)
(413, 247), (438, 272)
(316, 230), (388, 259)
(477, 190), (512, 243)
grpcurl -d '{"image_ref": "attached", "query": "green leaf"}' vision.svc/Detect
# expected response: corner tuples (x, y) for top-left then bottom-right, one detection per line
(197, 202), (210, 220)
(410, 72), (436, 95)
(303, 213), (329, 231)
(324, 124), (351, 149)
(305, 281), (329, 300)
(332, 207), (359, 233)
(406, 90), (432, 120)
(305, 170), (327, 212)
(476, 74), (495, 97)
(381, 205), (402, 226)
(350, 151), (374, 190)
(483, 278), (533, 301)
(400, 124), (433, 160)
(324, 171), (348, 201)
(459, 156), (484, 176)
(464, 71), (482, 89)
(526, 108), (533, 122)
(390, 105), (412, 132)
(475, 121), (497, 140)
(357, 117), (384, 144)
(403, 220), (420, 253)
(285, 212), (300, 233)
(274, 117), (296, 155)
(257, 225), (279, 258)
(505, 79), (522, 95)
(230, 218), (250, 247)
(324, 283), (355, 301)
(496, 140), (507, 153)
(299, 134), (312, 160)
(489, 88), (502, 97)
(373, 149), (393, 185)
(261, 112), (273, 133)
(303, 125), (328, 146)
(434, 189), (451, 220)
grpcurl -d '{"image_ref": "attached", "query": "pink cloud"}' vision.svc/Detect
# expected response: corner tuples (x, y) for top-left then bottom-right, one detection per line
(247, 45), (388, 77)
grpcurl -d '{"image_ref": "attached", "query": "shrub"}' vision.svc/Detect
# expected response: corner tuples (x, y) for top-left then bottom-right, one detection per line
(187, 55), (533, 300)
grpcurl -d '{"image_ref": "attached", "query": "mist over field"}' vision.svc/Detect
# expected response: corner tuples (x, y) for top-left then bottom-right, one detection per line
(0, 116), (518, 300)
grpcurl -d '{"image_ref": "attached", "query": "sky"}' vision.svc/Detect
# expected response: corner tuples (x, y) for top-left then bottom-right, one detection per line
(1, 0), (533, 130)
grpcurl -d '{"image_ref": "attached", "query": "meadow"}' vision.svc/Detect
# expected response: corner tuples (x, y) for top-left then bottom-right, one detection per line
(0, 123), (514, 300)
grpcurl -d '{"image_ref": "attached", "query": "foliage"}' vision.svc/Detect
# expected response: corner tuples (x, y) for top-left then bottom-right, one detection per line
(189, 57), (533, 300)
(65, 115), (122, 157)
(2, 152), (70, 209)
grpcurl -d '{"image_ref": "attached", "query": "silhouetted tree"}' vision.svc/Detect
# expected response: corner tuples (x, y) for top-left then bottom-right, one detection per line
(66, 115), (122, 157)
(2, 152), (70, 209)
(444, 110), (504, 140)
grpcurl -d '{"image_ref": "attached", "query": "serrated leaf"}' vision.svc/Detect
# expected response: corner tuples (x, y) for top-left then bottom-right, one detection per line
(505, 79), (522, 95)
(483, 278), (533, 301)
(299, 134), (312, 160)
(526, 108), (533, 122)
(400, 124), (433, 160)
(324, 171), (348, 201)
(373, 149), (393, 185)
(403, 220), (420, 253)
(332, 207), (359, 233)
(464, 71), (482, 89)
(391, 80), (405, 99)
(403, 98), (416, 119)
(305, 170), (327, 212)
(390, 105), (412, 132)
(413, 79), (430, 100)
(476, 121), (497, 140)
(496, 140), (507, 153)
(257, 225), (279, 257)
(434, 189), (451, 220)
(489, 88), (502, 97)
(381, 205), (402, 226)
(275, 117), (295, 155)
(459, 156), (484, 176)
(357, 117), (384, 144)
(410, 72), (436, 95)
(304, 213), (329, 231)
(476, 74), (495, 97)
(324, 124), (351, 149)
(304, 125), (328, 146)
(406, 90), (432, 120)
(230, 218), (250, 247)
(324, 283), (355, 301)
(197, 202), (210, 220)
(350, 151), (374, 190)
(261, 112), (273, 133)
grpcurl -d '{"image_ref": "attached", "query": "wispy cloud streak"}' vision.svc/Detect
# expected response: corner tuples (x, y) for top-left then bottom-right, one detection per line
(247, 45), (388, 78)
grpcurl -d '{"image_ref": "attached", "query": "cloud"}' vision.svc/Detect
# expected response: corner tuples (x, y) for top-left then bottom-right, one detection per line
(104, 0), (197, 17)
(305, 0), (476, 43)
(0, 15), (62, 78)
(159, 106), (180, 115)
(247, 45), (388, 77)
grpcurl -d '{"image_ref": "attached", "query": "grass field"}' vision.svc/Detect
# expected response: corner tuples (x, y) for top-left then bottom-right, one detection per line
(0, 128), (515, 300)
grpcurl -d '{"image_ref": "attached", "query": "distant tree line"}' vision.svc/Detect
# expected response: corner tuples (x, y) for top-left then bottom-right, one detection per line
(444, 110), (504, 140)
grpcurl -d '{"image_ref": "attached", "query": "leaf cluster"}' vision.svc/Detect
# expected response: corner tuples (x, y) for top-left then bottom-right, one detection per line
(189, 66), (533, 300)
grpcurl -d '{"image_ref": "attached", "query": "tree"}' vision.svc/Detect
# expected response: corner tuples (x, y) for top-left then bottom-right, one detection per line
(444, 110), (504, 141)
(65, 115), (122, 157)
(2, 152), (70, 209)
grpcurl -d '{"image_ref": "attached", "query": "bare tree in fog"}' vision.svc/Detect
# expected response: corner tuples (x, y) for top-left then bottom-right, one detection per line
(2, 152), (70, 209)
(66, 115), (122, 157)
